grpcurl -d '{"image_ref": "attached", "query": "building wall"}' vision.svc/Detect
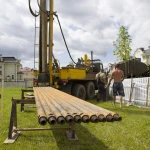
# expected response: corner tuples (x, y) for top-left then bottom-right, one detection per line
(134, 48), (150, 65)
(134, 49), (144, 62)
(0, 60), (22, 81)
(22, 71), (34, 81)
(0, 64), (4, 81)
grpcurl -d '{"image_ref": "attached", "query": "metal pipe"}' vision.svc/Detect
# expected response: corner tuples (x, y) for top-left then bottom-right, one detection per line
(98, 114), (106, 122)
(34, 87), (70, 124)
(74, 115), (82, 123)
(33, 87), (121, 124)
(90, 115), (98, 123)
(49, 0), (54, 85)
(54, 90), (110, 122)
(39, 87), (73, 119)
(113, 114), (122, 121)
(47, 116), (57, 125)
(44, 87), (114, 122)
(44, 88), (95, 123)
(34, 88), (55, 125)
(34, 88), (47, 125)
(14, 127), (70, 131)
(65, 115), (73, 123)
(106, 114), (114, 122)
(82, 115), (90, 123)
(57, 116), (65, 124)
(41, 0), (47, 72)
(38, 116), (47, 125)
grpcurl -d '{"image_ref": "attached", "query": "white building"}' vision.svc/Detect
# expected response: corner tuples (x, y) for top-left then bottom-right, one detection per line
(20, 67), (34, 81)
(0, 56), (22, 82)
(134, 46), (150, 65)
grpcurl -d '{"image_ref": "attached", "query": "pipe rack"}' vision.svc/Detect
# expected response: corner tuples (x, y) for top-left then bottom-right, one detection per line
(4, 87), (122, 143)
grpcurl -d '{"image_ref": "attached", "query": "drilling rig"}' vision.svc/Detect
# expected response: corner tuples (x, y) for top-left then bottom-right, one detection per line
(29, 0), (103, 100)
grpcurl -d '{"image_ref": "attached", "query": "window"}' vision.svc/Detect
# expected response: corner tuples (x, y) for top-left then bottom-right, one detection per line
(20, 75), (22, 80)
(0, 66), (2, 69)
(146, 56), (149, 59)
(12, 75), (14, 79)
(143, 56), (145, 59)
(0, 71), (2, 75)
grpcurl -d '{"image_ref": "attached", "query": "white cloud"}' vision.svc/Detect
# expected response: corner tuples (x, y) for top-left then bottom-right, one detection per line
(0, 0), (150, 69)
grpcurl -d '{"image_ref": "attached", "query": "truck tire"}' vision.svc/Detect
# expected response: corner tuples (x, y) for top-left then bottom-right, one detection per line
(72, 84), (86, 100)
(85, 81), (95, 99)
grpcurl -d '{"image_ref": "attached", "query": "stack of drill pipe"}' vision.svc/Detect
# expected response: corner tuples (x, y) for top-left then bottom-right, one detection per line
(40, 87), (94, 123)
(34, 88), (57, 125)
(34, 87), (72, 125)
(33, 87), (122, 125)
(45, 87), (122, 122)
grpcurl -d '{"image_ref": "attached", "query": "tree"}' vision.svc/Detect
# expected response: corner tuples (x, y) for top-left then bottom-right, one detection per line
(113, 26), (132, 62)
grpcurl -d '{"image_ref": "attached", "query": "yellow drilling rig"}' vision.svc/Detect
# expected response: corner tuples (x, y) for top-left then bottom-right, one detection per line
(29, 0), (103, 100)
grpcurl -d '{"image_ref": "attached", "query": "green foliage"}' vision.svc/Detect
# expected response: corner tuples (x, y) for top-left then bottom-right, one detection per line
(0, 88), (150, 150)
(113, 26), (132, 62)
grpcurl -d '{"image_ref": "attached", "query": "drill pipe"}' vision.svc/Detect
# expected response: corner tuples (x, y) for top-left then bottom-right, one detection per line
(43, 88), (93, 123)
(47, 115), (57, 125)
(74, 115), (82, 123)
(39, 87), (85, 123)
(68, 95), (121, 121)
(81, 115), (90, 123)
(50, 88), (109, 123)
(90, 115), (98, 123)
(113, 114), (122, 121)
(44, 87), (98, 119)
(34, 87), (120, 124)
(35, 87), (71, 124)
(45, 88), (99, 123)
(36, 88), (66, 124)
(51, 88), (119, 122)
(98, 114), (106, 122)
(39, 88), (74, 121)
(34, 87), (65, 124)
(34, 88), (57, 125)
(34, 89), (47, 125)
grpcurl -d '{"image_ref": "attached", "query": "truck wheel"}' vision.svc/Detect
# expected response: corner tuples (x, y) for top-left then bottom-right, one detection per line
(85, 81), (95, 99)
(72, 84), (86, 100)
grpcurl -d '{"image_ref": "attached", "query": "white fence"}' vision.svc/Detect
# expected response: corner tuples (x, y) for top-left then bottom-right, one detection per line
(109, 77), (150, 107)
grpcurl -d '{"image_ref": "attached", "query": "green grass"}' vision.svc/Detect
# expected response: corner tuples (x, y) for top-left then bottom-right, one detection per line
(0, 88), (150, 150)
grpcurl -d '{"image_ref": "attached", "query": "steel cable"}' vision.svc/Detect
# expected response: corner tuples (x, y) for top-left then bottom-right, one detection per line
(28, 0), (40, 17)
(37, 0), (49, 14)
(54, 13), (76, 64)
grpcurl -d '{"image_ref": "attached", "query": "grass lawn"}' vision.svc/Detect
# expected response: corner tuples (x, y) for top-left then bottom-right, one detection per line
(0, 88), (150, 150)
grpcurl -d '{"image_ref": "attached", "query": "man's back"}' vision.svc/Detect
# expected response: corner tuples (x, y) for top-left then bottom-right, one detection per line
(112, 68), (124, 82)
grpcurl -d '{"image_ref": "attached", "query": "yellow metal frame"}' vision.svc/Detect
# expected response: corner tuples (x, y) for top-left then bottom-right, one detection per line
(60, 68), (86, 80)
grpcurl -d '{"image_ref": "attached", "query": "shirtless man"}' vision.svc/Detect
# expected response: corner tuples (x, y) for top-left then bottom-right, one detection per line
(108, 64), (125, 108)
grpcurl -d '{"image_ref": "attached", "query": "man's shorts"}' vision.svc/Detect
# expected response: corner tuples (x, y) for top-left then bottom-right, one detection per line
(113, 82), (125, 96)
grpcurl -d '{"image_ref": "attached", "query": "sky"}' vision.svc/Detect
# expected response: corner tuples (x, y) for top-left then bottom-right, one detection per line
(0, 0), (150, 69)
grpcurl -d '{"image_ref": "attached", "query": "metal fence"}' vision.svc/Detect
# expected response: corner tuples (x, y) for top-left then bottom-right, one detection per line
(0, 81), (33, 88)
(109, 77), (150, 107)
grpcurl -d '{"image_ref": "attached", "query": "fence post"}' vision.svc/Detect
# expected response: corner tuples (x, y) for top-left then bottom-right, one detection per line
(25, 79), (27, 89)
(128, 73), (134, 105)
(146, 78), (149, 107)
(0, 79), (4, 122)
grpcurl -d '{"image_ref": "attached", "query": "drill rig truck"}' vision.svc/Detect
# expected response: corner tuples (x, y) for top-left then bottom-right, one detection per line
(30, 0), (103, 100)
